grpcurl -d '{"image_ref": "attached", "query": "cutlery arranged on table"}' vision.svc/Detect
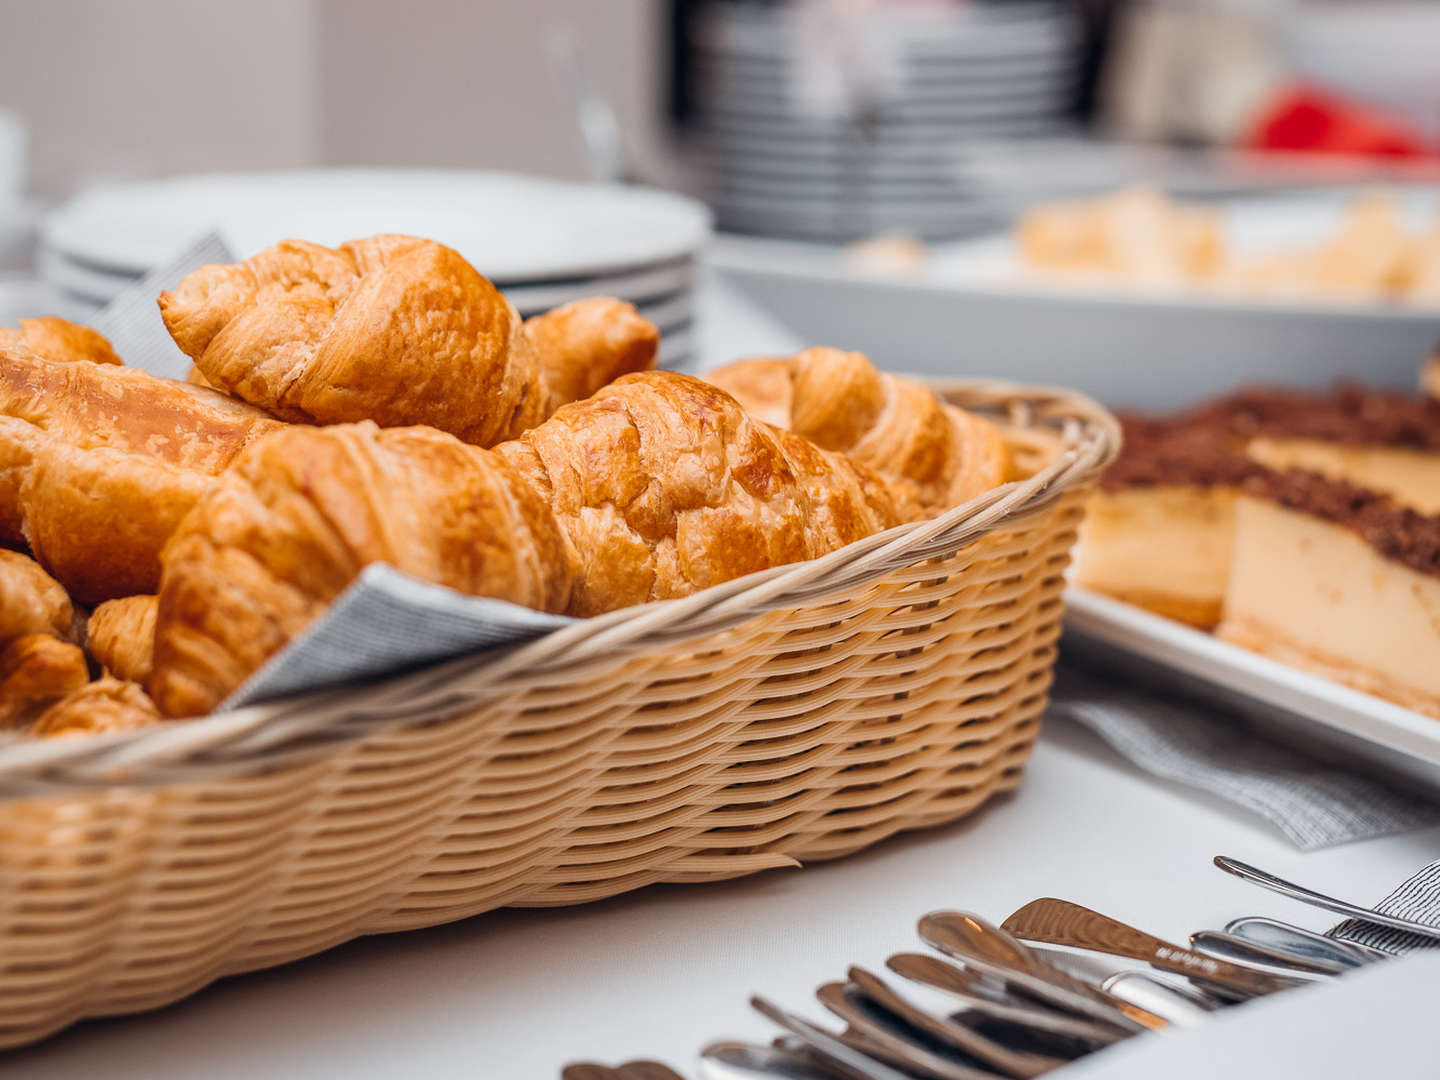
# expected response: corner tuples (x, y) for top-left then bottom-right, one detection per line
(567, 855), (1410, 1079)
(563, 1061), (688, 1080)
(1223, 915), (1389, 967)
(1214, 856), (1440, 942)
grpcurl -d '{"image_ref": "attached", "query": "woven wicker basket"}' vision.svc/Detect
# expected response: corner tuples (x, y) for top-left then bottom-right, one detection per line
(0, 379), (1117, 1048)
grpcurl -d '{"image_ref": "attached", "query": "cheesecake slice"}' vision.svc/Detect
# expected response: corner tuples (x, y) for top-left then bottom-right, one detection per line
(1075, 418), (1265, 629)
(1215, 384), (1440, 514)
(1217, 472), (1440, 718)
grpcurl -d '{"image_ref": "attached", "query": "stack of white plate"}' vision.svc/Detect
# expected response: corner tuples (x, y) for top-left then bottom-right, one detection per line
(691, 0), (1082, 242)
(39, 169), (712, 371)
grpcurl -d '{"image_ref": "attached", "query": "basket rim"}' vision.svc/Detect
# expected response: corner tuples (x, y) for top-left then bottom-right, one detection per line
(0, 377), (1119, 797)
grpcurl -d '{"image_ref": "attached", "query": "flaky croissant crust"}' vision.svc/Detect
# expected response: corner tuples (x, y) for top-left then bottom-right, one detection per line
(161, 238), (662, 448)
(161, 236), (534, 445)
(150, 372), (904, 715)
(150, 420), (573, 717)
(707, 349), (1009, 518)
(0, 344), (282, 602)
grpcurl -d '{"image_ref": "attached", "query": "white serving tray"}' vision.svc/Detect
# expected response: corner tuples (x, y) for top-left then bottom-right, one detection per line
(1063, 587), (1440, 793)
(707, 188), (1440, 408)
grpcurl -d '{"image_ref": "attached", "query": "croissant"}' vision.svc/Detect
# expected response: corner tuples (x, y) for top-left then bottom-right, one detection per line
(495, 372), (903, 616)
(150, 422), (574, 717)
(159, 236), (659, 445)
(0, 344), (282, 601)
(0, 634), (89, 727)
(31, 678), (163, 737)
(523, 297), (660, 412)
(88, 595), (157, 685)
(0, 548), (74, 643)
(0, 316), (122, 366)
(707, 349), (1009, 519)
(150, 372), (903, 715)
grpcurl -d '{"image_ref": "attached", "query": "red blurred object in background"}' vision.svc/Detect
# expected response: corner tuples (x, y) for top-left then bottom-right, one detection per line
(1246, 84), (1431, 159)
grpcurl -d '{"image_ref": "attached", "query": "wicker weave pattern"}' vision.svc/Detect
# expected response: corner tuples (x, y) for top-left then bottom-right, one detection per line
(0, 381), (1116, 1048)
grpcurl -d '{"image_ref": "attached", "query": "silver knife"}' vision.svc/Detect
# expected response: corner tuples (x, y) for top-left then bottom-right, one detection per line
(1001, 898), (1306, 1000)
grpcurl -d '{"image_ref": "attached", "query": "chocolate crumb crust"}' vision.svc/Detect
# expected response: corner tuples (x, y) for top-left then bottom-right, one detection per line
(1241, 470), (1440, 578)
(1101, 381), (1440, 491)
(1183, 382), (1440, 451)
(1100, 414), (1268, 491)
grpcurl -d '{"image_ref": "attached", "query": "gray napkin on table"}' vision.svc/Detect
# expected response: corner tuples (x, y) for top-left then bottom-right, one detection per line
(1047, 666), (1440, 851)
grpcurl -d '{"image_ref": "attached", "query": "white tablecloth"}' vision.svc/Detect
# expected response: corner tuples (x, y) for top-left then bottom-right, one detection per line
(11, 277), (1437, 1078)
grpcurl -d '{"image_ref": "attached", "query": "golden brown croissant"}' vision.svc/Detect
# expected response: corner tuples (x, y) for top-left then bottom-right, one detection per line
(523, 297), (659, 412)
(150, 421), (574, 717)
(31, 678), (163, 737)
(160, 236), (660, 445)
(0, 548), (74, 643)
(150, 372), (903, 715)
(88, 595), (157, 685)
(707, 349), (1009, 518)
(495, 372), (903, 616)
(0, 316), (122, 366)
(0, 634), (89, 726)
(0, 344), (282, 601)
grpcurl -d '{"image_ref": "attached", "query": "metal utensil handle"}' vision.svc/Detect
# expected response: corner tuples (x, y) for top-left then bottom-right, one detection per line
(1002, 899), (1301, 998)
(750, 996), (911, 1080)
(1189, 930), (1342, 978)
(1214, 857), (1440, 943)
(1224, 917), (1391, 966)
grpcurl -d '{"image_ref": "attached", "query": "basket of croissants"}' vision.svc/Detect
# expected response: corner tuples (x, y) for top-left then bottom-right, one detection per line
(0, 234), (1118, 1046)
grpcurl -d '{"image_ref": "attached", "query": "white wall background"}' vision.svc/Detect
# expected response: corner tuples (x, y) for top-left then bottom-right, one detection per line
(0, 0), (671, 197)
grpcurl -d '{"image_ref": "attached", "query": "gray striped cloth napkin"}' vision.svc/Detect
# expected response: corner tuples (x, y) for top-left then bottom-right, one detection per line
(90, 232), (234, 379)
(1330, 860), (1440, 954)
(1047, 666), (1440, 850)
(224, 565), (576, 708)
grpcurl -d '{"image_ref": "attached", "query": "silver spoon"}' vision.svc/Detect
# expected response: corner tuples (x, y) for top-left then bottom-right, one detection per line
(751, 996), (911, 1080)
(885, 953), (1125, 1051)
(848, 966), (1065, 1077)
(1224, 916), (1391, 967)
(699, 1041), (839, 1080)
(1214, 857), (1440, 942)
(1001, 899), (1305, 1001)
(815, 982), (1001, 1080)
(1189, 930), (1344, 978)
(918, 911), (1161, 1034)
(563, 1067), (622, 1080)
(770, 1037), (883, 1080)
(1099, 972), (1217, 1028)
(617, 1064), (688, 1080)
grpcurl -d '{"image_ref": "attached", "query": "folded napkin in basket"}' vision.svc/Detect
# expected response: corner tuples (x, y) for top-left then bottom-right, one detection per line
(90, 231), (235, 379)
(226, 564), (577, 708)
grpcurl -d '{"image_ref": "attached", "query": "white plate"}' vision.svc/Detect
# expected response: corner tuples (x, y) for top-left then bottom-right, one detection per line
(36, 245), (139, 302)
(1063, 587), (1440, 792)
(694, 8), (1075, 61)
(700, 75), (1076, 113)
(706, 188), (1440, 405)
(656, 325), (693, 369)
(634, 290), (693, 332)
(500, 258), (695, 316)
(702, 109), (1066, 140)
(43, 169), (712, 282)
